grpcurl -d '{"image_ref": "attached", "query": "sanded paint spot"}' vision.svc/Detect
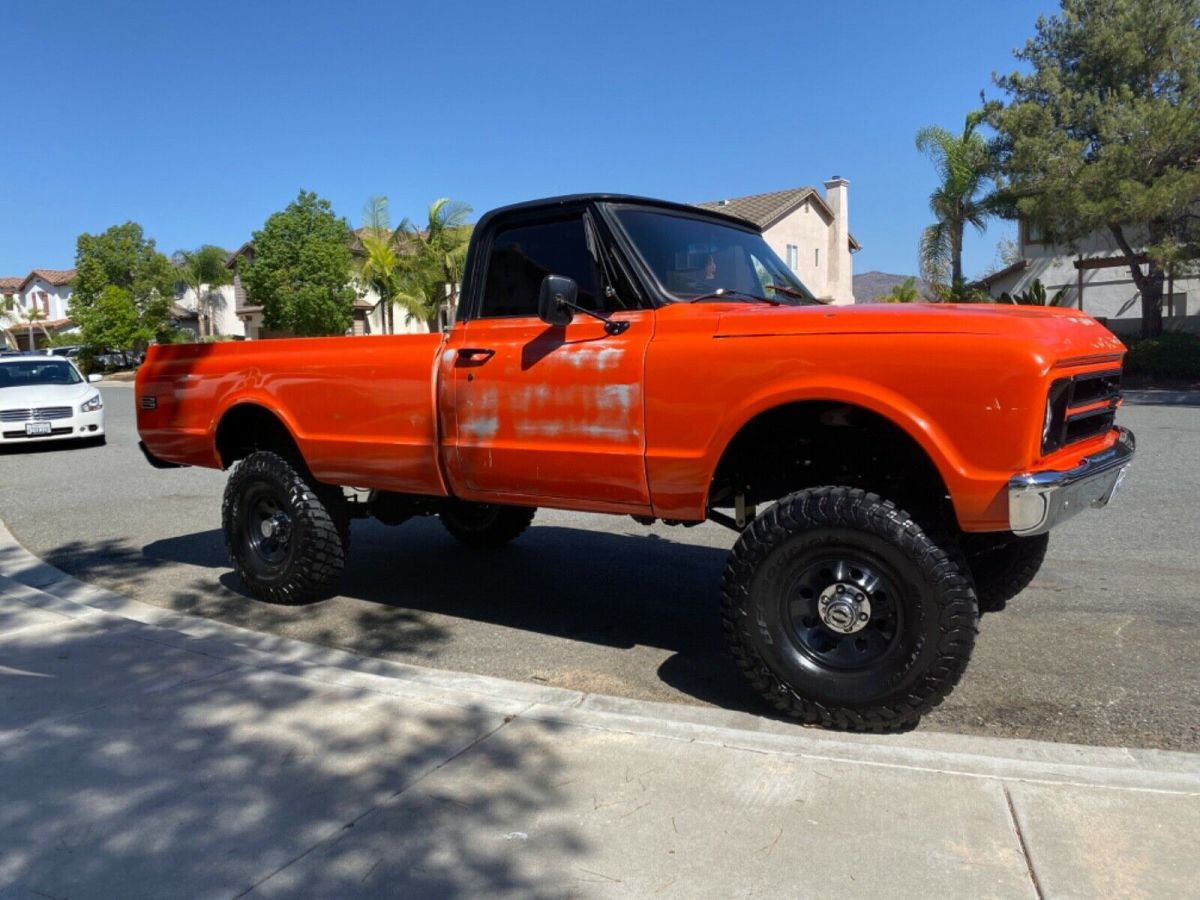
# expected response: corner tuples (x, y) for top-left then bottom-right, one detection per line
(461, 416), (500, 437)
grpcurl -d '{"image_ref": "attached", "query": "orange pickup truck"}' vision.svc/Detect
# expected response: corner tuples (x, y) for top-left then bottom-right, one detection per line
(136, 194), (1134, 730)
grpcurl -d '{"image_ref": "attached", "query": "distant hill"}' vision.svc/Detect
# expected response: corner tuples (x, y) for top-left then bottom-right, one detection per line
(853, 271), (935, 302)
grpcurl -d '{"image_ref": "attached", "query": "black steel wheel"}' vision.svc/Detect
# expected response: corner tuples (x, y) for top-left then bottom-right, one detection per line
(221, 450), (348, 604)
(722, 486), (978, 731)
(439, 501), (536, 548)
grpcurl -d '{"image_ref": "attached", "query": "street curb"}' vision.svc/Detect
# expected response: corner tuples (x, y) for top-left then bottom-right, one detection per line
(2, 517), (1198, 794)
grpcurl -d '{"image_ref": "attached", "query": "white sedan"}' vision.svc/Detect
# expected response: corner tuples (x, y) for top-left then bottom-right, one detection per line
(0, 355), (106, 446)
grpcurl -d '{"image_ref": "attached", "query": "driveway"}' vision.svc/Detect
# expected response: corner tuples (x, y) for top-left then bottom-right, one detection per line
(0, 383), (1196, 750)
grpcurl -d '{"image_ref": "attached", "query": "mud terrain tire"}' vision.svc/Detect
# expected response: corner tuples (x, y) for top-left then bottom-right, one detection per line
(722, 486), (978, 731)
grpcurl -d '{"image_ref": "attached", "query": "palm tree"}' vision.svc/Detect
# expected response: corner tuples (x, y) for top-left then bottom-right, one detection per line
(393, 198), (473, 331)
(357, 196), (405, 335)
(176, 246), (232, 338)
(19, 303), (51, 350)
(877, 277), (921, 303)
(916, 111), (1000, 294)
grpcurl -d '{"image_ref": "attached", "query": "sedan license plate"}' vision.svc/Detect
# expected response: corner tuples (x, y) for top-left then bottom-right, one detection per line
(25, 421), (52, 436)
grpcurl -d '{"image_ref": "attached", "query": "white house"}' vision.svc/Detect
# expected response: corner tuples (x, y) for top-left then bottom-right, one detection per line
(696, 179), (861, 305)
(1, 268), (78, 349)
(978, 222), (1199, 335)
(172, 280), (244, 339)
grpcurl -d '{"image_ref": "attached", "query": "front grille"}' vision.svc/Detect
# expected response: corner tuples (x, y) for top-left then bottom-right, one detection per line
(1043, 369), (1122, 453)
(0, 406), (73, 423)
(3, 426), (74, 439)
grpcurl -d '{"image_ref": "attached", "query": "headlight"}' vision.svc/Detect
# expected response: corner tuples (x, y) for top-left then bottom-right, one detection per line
(81, 394), (103, 413)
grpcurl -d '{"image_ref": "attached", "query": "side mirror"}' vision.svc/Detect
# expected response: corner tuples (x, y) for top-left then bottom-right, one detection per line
(538, 274), (577, 327)
(88, 373), (103, 383)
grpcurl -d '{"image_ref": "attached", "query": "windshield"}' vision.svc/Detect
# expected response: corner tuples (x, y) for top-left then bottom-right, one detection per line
(613, 207), (819, 304)
(0, 359), (84, 388)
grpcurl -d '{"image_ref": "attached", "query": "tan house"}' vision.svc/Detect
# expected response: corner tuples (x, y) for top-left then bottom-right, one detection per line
(696, 179), (861, 304)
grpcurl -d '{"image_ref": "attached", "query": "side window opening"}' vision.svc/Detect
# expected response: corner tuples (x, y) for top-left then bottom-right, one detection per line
(480, 216), (599, 318)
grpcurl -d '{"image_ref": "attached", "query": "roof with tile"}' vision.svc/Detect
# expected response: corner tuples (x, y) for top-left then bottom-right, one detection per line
(20, 269), (77, 289)
(695, 188), (861, 250)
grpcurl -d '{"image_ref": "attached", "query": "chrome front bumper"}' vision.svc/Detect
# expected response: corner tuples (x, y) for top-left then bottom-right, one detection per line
(1008, 427), (1135, 536)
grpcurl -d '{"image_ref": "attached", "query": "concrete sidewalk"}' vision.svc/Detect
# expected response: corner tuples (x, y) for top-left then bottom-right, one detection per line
(2, 523), (1197, 899)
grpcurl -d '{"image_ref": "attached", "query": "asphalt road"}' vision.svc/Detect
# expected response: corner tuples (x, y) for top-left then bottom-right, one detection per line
(1, 383), (1197, 750)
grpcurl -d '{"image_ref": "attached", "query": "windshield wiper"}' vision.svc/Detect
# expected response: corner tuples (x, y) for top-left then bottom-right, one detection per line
(687, 289), (780, 305)
(765, 283), (821, 303)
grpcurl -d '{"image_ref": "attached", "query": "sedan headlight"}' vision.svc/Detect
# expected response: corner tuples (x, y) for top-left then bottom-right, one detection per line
(81, 394), (103, 413)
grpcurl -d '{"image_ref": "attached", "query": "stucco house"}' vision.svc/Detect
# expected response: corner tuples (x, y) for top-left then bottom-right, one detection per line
(696, 179), (861, 305)
(977, 222), (1199, 336)
(1, 268), (78, 349)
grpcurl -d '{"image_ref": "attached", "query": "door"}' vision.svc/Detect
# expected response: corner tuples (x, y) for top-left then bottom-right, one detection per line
(443, 211), (653, 511)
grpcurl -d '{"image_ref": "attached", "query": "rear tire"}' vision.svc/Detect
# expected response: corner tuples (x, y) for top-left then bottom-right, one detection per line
(221, 450), (349, 604)
(722, 486), (978, 732)
(965, 532), (1049, 613)
(439, 501), (536, 548)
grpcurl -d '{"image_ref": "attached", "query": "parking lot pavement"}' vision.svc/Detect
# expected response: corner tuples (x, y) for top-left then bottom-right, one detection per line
(1, 557), (1197, 899)
(0, 383), (1197, 750)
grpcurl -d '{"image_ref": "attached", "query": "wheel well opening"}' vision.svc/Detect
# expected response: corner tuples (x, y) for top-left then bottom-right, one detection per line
(709, 401), (955, 528)
(215, 404), (302, 470)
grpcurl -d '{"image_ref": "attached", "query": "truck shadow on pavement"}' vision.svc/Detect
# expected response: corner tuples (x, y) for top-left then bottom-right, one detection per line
(0, 620), (583, 897)
(54, 517), (780, 720)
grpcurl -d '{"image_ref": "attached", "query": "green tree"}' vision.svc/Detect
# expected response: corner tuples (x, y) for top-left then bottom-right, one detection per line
(83, 285), (150, 350)
(175, 245), (233, 338)
(242, 191), (356, 336)
(917, 111), (1002, 292)
(72, 222), (176, 344)
(988, 0), (1200, 337)
(356, 196), (405, 334)
(393, 198), (473, 330)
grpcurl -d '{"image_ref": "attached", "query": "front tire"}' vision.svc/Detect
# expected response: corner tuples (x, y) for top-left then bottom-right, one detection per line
(722, 486), (978, 732)
(439, 501), (536, 547)
(965, 532), (1049, 613)
(221, 451), (349, 604)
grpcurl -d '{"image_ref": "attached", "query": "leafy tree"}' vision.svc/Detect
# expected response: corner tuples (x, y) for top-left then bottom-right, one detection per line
(356, 196), (405, 334)
(72, 222), (176, 344)
(988, 0), (1200, 337)
(917, 111), (1002, 291)
(242, 191), (356, 337)
(393, 198), (473, 330)
(82, 285), (150, 350)
(876, 277), (922, 303)
(175, 245), (232, 338)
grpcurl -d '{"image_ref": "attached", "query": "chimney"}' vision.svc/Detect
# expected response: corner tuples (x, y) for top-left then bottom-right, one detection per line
(823, 177), (853, 305)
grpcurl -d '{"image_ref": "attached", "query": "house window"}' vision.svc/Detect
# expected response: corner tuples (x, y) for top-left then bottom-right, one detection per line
(1022, 220), (1046, 245)
(1168, 292), (1188, 317)
(39, 292), (49, 315)
(786, 244), (798, 270)
(814, 248), (820, 267)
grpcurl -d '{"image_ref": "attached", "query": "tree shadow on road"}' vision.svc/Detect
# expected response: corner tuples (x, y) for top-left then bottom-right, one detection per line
(0, 620), (583, 897)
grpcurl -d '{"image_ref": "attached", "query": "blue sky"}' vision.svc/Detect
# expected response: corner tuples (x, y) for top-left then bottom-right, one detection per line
(1, 0), (1054, 281)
